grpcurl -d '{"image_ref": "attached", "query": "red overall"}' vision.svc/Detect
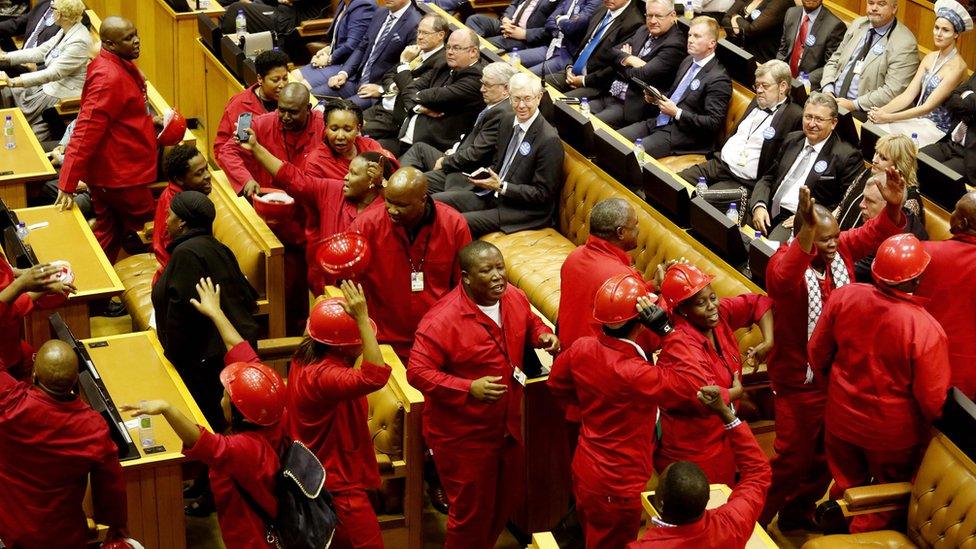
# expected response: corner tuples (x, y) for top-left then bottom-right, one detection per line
(0, 256), (33, 378)
(213, 83), (273, 164)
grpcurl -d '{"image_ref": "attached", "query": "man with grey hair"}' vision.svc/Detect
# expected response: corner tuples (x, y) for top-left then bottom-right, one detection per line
(400, 61), (517, 193)
(434, 72), (563, 237)
(680, 59), (803, 195)
(749, 91), (863, 241)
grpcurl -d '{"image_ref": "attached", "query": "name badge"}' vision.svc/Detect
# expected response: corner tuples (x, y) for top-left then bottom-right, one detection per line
(762, 127), (776, 140)
(690, 79), (701, 91)
(853, 60), (864, 75)
(410, 271), (425, 292)
(513, 366), (527, 386)
(871, 41), (884, 56)
(805, 34), (816, 47)
(814, 160), (828, 174)
(750, 9), (761, 20)
(519, 141), (531, 156)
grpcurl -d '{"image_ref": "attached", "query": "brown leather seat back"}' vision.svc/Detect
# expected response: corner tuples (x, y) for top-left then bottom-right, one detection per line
(725, 83), (754, 143)
(367, 380), (405, 463)
(907, 434), (976, 547)
(210, 181), (268, 300)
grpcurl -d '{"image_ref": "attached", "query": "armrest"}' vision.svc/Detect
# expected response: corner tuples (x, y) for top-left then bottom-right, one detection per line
(56, 97), (81, 116)
(843, 482), (912, 511)
(297, 17), (334, 37)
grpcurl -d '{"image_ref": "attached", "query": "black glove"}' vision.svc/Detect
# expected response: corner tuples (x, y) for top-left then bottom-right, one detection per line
(637, 303), (673, 336)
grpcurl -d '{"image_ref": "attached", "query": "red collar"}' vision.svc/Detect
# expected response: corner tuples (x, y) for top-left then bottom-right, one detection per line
(875, 283), (930, 306)
(584, 235), (633, 266)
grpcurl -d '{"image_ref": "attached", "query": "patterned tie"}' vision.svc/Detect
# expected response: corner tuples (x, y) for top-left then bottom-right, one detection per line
(771, 145), (815, 217)
(837, 28), (877, 99)
(789, 14), (810, 76)
(952, 121), (968, 145)
(609, 37), (655, 100)
(572, 12), (612, 75)
(361, 13), (397, 81)
(656, 62), (700, 126)
(498, 126), (525, 181)
(23, 7), (52, 49)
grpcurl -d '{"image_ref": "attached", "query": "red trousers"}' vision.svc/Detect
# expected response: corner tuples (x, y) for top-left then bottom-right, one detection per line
(330, 489), (383, 549)
(825, 431), (925, 533)
(91, 185), (155, 263)
(574, 476), (643, 549)
(654, 445), (736, 487)
(433, 438), (523, 549)
(760, 389), (831, 526)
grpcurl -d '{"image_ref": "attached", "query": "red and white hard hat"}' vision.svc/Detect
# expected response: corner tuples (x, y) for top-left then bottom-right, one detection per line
(252, 188), (296, 221)
(871, 233), (931, 285)
(219, 361), (287, 426)
(101, 538), (145, 549)
(659, 263), (715, 308)
(307, 297), (376, 346)
(157, 109), (187, 147)
(34, 260), (74, 309)
(316, 232), (371, 279)
(593, 273), (656, 324)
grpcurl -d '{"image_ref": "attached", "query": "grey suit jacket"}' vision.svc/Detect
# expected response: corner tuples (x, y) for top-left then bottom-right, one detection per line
(5, 21), (91, 99)
(442, 101), (514, 174)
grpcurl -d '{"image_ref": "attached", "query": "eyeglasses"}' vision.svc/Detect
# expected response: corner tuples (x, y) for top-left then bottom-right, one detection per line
(753, 82), (777, 91)
(416, 29), (441, 36)
(445, 45), (477, 52)
(511, 95), (539, 105)
(803, 114), (835, 124)
(645, 11), (674, 19)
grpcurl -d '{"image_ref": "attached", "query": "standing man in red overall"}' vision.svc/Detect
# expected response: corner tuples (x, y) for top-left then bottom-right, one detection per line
(761, 174), (906, 530)
(56, 16), (156, 263)
(408, 241), (559, 549)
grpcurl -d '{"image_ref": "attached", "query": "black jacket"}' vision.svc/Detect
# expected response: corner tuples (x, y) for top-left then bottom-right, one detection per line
(442, 100), (514, 174)
(400, 61), (486, 152)
(570, 2), (643, 77)
(649, 54), (732, 155)
(775, 5), (846, 88)
(722, 0), (793, 63)
(602, 24), (687, 125)
(938, 73), (976, 183)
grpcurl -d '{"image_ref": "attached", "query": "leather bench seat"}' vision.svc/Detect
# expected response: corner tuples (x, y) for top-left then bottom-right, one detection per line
(114, 253), (158, 331)
(483, 228), (576, 321)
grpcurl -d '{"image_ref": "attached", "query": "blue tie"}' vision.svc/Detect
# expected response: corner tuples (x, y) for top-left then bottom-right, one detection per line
(362, 14), (396, 80)
(656, 62), (699, 126)
(572, 12), (612, 75)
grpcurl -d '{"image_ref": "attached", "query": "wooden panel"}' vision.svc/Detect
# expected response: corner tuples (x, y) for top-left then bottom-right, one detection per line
(0, 107), (57, 207)
(200, 38), (246, 162)
(150, 0), (177, 107)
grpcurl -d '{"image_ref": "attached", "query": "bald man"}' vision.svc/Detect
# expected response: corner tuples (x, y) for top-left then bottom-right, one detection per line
(0, 341), (127, 547)
(916, 192), (976, 399)
(56, 16), (156, 262)
(348, 167), (472, 362)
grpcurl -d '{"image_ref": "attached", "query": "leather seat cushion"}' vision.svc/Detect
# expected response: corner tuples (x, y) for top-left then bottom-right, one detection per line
(114, 253), (159, 330)
(659, 154), (705, 174)
(801, 531), (915, 549)
(367, 380), (405, 463)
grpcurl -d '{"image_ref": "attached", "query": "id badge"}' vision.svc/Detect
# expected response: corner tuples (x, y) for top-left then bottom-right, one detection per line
(410, 271), (424, 292)
(513, 366), (527, 386)
(853, 60), (864, 75)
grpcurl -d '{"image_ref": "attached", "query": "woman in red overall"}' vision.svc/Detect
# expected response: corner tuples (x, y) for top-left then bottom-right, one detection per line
(654, 264), (774, 486)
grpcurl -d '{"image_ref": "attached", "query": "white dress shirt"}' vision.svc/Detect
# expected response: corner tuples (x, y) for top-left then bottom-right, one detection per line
(776, 137), (829, 214)
(720, 99), (786, 180)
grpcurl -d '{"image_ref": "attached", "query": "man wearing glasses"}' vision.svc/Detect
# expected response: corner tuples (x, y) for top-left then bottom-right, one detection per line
(749, 92), (864, 240)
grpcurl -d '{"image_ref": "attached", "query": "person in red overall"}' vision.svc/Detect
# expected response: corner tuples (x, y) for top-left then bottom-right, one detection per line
(349, 166), (472, 362)
(654, 263), (774, 486)
(628, 386), (772, 549)
(549, 273), (682, 549)
(761, 175), (907, 529)
(152, 144), (214, 284)
(809, 233), (950, 533)
(0, 340), (128, 548)
(307, 100), (390, 180)
(213, 49), (291, 161)
(917, 191), (976, 398)
(122, 276), (288, 549)
(55, 16), (156, 262)
(408, 241), (559, 549)
(0, 261), (75, 378)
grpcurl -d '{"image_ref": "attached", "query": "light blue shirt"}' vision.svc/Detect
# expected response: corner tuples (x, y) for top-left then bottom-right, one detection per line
(830, 18), (895, 107)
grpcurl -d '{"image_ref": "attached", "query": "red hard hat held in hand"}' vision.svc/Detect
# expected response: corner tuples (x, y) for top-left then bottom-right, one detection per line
(307, 297), (376, 346)
(219, 361), (286, 426)
(871, 233), (932, 285)
(157, 109), (187, 147)
(659, 263), (715, 308)
(252, 187), (296, 221)
(317, 232), (371, 279)
(593, 273), (655, 324)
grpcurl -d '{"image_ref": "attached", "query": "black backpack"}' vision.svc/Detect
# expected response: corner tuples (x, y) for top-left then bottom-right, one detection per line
(236, 440), (339, 548)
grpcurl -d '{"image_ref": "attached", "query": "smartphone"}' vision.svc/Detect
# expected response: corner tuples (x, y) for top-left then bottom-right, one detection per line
(236, 112), (253, 142)
(556, 97), (581, 105)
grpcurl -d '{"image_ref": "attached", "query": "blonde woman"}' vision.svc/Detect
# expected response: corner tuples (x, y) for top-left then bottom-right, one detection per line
(835, 133), (924, 230)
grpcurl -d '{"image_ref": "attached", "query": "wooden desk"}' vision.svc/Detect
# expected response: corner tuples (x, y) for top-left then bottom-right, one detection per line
(15, 205), (124, 345)
(84, 330), (211, 549)
(641, 486), (780, 548)
(0, 108), (56, 208)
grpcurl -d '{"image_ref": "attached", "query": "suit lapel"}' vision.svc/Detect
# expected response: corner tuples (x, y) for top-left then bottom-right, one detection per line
(505, 117), (542, 177)
(804, 134), (835, 187)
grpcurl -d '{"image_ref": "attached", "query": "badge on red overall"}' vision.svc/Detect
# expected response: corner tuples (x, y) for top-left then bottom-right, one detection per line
(410, 271), (424, 292)
(513, 366), (527, 386)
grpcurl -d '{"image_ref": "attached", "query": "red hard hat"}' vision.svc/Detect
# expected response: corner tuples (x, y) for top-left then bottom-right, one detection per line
(316, 232), (371, 278)
(219, 361), (286, 426)
(34, 260), (74, 310)
(593, 273), (656, 324)
(157, 109), (187, 147)
(102, 538), (145, 549)
(659, 263), (715, 308)
(871, 233), (931, 284)
(252, 188), (296, 221)
(307, 297), (376, 346)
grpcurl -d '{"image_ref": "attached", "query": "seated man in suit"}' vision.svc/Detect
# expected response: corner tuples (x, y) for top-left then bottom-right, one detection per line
(293, 0), (376, 90)
(466, 0), (559, 53)
(680, 60), (804, 194)
(819, 0), (918, 119)
(519, 0), (603, 76)
(776, 0), (846, 89)
(588, 0), (686, 128)
(749, 92), (864, 241)
(389, 28), (485, 156)
(619, 16), (731, 158)
(0, 0), (56, 57)
(921, 72), (976, 184)
(399, 61), (517, 193)
(362, 14), (448, 143)
(544, 0), (644, 94)
(434, 72), (564, 238)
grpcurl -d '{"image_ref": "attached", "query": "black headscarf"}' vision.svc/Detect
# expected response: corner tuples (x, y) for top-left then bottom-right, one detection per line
(171, 190), (216, 230)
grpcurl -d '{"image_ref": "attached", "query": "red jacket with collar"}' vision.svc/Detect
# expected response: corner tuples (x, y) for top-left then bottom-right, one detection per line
(655, 294), (772, 466)
(305, 136), (388, 180)
(627, 422), (772, 549)
(808, 283), (950, 451)
(213, 83), (273, 165)
(349, 201), (471, 360)
(152, 182), (180, 282)
(548, 334), (688, 495)
(59, 49), (157, 193)
(0, 371), (127, 548)
(765, 208), (904, 393)
(0, 257), (33, 374)
(917, 234), (976, 397)
(407, 284), (552, 449)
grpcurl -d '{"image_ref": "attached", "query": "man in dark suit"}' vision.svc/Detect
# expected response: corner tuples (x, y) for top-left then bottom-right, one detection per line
(544, 0), (643, 94)
(588, 0), (686, 128)
(0, 0), (57, 69)
(325, 0), (421, 108)
(434, 73), (564, 237)
(466, 0), (560, 53)
(399, 61), (518, 193)
(750, 92), (864, 241)
(619, 16), (731, 158)
(363, 14), (449, 143)
(388, 28), (486, 156)
(921, 73), (976, 185)
(775, 0), (846, 88)
(520, 0), (603, 76)
(680, 60), (804, 194)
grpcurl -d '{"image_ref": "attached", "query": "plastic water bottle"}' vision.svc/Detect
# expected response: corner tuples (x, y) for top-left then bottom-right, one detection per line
(726, 202), (740, 224)
(3, 115), (14, 150)
(15, 221), (28, 243)
(137, 401), (155, 448)
(580, 97), (590, 120)
(509, 48), (521, 67)
(798, 71), (810, 94)
(196, 0), (210, 8)
(683, 0), (694, 19)
(634, 138), (645, 168)
(235, 9), (247, 35)
(754, 230), (763, 240)
(696, 176), (708, 196)
(910, 132), (919, 147)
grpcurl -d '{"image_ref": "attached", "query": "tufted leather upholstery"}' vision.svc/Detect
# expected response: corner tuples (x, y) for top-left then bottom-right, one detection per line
(658, 84), (754, 174)
(367, 377), (406, 471)
(803, 433), (976, 549)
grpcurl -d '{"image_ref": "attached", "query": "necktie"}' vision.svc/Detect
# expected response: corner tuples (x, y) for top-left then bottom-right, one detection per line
(789, 14), (810, 76)
(572, 12), (612, 75)
(23, 7), (52, 49)
(656, 62), (700, 126)
(772, 145), (815, 217)
(513, 0), (541, 28)
(952, 121), (968, 145)
(362, 14), (396, 80)
(408, 54), (423, 70)
(837, 28), (877, 99)
(329, 2), (347, 54)
(498, 126), (525, 181)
